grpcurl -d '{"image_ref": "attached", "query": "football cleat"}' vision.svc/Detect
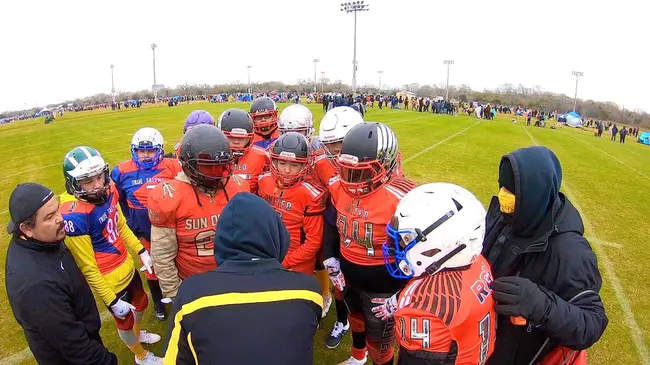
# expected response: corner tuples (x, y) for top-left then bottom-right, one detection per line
(326, 321), (350, 349)
(139, 330), (161, 344)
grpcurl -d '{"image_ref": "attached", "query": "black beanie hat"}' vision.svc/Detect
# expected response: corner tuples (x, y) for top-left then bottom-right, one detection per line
(499, 159), (516, 193)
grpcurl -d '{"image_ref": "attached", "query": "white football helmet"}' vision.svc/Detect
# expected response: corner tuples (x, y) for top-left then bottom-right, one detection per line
(278, 104), (314, 139)
(318, 106), (364, 147)
(131, 127), (165, 170)
(383, 182), (486, 279)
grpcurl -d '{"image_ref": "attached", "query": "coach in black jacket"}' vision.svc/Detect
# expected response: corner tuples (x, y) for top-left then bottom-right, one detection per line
(164, 192), (323, 365)
(482, 146), (608, 364)
(5, 183), (117, 365)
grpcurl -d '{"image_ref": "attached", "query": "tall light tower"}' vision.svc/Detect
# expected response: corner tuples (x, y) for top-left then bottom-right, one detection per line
(110, 64), (116, 106)
(313, 59), (320, 94)
(320, 71), (326, 93)
(151, 43), (158, 103)
(341, 1), (370, 92)
(443, 60), (454, 100)
(571, 71), (583, 112)
(377, 70), (383, 91)
(247, 65), (252, 93)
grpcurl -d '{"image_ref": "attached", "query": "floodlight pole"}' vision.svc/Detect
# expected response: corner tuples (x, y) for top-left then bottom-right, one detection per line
(443, 60), (454, 100)
(378, 70), (383, 91)
(320, 71), (325, 93)
(313, 59), (320, 94)
(572, 70), (583, 112)
(247, 65), (252, 93)
(341, 1), (370, 93)
(110, 65), (116, 106)
(151, 43), (158, 103)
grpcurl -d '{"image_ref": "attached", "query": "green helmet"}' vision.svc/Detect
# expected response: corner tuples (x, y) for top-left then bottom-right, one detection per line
(63, 146), (111, 204)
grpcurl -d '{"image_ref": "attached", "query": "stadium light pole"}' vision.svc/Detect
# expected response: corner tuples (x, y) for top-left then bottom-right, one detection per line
(151, 43), (158, 104)
(320, 71), (325, 93)
(378, 70), (383, 91)
(443, 60), (454, 100)
(341, 1), (370, 93)
(572, 71), (583, 112)
(110, 65), (116, 106)
(313, 59), (320, 94)
(247, 65), (252, 93)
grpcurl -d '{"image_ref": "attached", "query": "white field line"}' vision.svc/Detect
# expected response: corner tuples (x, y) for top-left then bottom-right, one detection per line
(404, 121), (481, 164)
(522, 125), (650, 365)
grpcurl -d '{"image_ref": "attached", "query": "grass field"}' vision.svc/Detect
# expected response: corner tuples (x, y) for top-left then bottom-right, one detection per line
(0, 102), (649, 365)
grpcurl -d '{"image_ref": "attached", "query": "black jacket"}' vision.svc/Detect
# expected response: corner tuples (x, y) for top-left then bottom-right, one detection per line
(5, 235), (117, 365)
(163, 192), (322, 365)
(482, 146), (608, 365)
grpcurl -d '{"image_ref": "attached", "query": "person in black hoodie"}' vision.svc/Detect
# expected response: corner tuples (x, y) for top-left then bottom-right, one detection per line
(482, 146), (608, 365)
(5, 183), (117, 365)
(163, 192), (323, 365)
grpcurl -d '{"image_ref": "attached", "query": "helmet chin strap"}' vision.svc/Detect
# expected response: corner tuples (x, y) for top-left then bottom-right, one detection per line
(424, 244), (467, 275)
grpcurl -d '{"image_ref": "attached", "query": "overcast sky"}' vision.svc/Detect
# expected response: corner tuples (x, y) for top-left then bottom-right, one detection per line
(1, 0), (648, 112)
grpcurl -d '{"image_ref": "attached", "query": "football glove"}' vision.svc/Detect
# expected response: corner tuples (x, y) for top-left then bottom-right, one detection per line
(138, 249), (153, 274)
(323, 257), (346, 292)
(110, 298), (135, 319)
(371, 292), (399, 321)
(491, 276), (549, 323)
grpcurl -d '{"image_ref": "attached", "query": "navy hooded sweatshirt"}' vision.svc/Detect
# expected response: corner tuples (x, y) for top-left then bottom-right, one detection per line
(482, 146), (608, 365)
(163, 192), (323, 365)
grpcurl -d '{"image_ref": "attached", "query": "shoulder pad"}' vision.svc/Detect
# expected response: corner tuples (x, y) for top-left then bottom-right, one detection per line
(301, 181), (327, 199)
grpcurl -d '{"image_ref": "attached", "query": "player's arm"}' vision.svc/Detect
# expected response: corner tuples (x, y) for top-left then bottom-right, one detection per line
(395, 308), (453, 365)
(282, 193), (326, 268)
(18, 283), (118, 365)
(148, 186), (181, 298)
(110, 166), (130, 219)
(163, 297), (195, 365)
(322, 195), (340, 260)
(65, 234), (118, 306)
(116, 205), (145, 254)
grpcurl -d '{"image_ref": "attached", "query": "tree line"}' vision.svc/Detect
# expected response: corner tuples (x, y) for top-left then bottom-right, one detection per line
(3, 80), (648, 127)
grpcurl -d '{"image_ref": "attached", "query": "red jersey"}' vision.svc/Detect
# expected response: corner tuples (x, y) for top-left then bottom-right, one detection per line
(147, 175), (249, 280)
(329, 176), (417, 266)
(311, 150), (338, 188)
(257, 173), (327, 275)
(233, 146), (270, 193)
(395, 256), (496, 365)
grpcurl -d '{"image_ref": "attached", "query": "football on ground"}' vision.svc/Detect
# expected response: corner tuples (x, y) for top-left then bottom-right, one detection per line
(0, 102), (648, 365)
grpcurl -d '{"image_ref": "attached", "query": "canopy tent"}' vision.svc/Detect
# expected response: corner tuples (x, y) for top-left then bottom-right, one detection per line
(638, 131), (650, 145)
(563, 112), (583, 127)
(39, 107), (51, 114)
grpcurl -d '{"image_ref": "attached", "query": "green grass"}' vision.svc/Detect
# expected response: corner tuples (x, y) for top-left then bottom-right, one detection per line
(1, 103), (649, 364)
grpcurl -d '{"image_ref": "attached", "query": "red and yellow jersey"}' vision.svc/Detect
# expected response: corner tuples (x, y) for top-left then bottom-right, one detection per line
(147, 175), (248, 280)
(110, 158), (181, 240)
(257, 173), (327, 274)
(252, 130), (280, 150)
(60, 184), (144, 305)
(232, 146), (270, 193)
(329, 177), (417, 266)
(395, 256), (496, 365)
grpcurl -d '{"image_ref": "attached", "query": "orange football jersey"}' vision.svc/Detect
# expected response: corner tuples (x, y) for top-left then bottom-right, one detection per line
(257, 173), (327, 275)
(311, 150), (338, 188)
(329, 176), (417, 266)
(147, 175), (249, 279)
(232, 146), (270, 193)
(395, 256), (497, 365)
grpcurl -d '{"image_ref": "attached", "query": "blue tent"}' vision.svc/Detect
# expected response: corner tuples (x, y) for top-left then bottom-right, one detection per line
(564, 112), (583, 127)
(638, 131), (650, 145)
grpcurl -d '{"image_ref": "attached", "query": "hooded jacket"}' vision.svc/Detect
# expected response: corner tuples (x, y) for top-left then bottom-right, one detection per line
(482, 146), (608, 365)
(163, 192), (323, 365)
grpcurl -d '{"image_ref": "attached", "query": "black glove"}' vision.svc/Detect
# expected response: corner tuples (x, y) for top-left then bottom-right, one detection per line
(491, 276), (549, 323)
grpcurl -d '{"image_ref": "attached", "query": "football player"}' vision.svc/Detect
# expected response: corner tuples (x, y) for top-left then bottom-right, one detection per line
(278, 104), (334, 320)
(317, 106), (364, 348)
(379, 183), (496, 365)
(250, 96), (280, 149)
(111, 127), (182, 321)
(148, 125), (248, 300)
(169, 110), (216, 157)
(257, 132), (327, 276)
(60, 146), (162, 365)
(325, 122), (417, 365)
(218, 108), (270, 194)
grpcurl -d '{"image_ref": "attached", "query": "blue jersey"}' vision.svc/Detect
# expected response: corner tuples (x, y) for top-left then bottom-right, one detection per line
(110, 159), (181, 241)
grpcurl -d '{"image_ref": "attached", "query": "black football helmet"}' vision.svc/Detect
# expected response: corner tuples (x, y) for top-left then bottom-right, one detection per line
(218, 108), (255, 158)
(179, 125), (232, 192)
(338, 122), (399, 197)
(250, 96), (278, 136)
(270, 132), (310, 187)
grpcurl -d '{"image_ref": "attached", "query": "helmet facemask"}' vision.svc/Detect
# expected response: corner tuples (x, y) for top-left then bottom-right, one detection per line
(224, 128), (254, 159)
(181, 152), (232, 192)
(251, 110), (278, 136)
(131, 141), (164, 170)
(67, 164), (111, 205)
(270, 151), (309, 188)
(338, 154), (395, 197)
